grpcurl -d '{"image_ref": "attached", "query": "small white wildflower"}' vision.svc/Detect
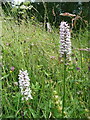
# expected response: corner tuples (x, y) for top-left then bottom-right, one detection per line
(46, 22), (52, 32)
(18, 70), (33, 101)
(60, 21), (71, 61)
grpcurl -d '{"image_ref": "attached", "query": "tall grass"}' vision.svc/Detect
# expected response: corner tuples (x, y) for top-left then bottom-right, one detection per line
(1, 18), (89, 118)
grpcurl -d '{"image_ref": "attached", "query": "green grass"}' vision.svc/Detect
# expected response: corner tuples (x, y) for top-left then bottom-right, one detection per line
(1, 19), (89, 118)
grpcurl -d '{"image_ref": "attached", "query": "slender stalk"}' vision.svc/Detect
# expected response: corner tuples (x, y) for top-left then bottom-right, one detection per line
(0, 13), (2, 118)
(42, 1), (47, 29)
(62, 53), (66, 118)
(78, 29), (82, 78)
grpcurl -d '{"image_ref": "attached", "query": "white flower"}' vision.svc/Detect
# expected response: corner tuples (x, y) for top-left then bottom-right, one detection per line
(60, 21), (71, 60)
(18, 70), (33, 101)
(46, 22), (52, 32)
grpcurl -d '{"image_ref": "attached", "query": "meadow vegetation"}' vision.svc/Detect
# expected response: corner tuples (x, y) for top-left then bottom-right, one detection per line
(1, 17), (89, 118)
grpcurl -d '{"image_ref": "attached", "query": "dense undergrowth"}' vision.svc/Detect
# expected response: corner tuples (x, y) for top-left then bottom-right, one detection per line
(1, 19), (89, 118)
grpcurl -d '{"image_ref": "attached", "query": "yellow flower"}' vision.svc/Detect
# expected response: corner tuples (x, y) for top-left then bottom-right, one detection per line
(31, 16), (35, 20)
(82, 57), (84, 62)
(10, 71), (12, 73)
